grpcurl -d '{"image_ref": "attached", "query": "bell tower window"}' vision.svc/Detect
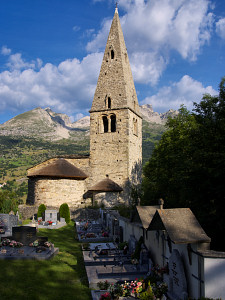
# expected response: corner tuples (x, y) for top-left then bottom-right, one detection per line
(108, 97), (111, 109)
(103, 116), (108, 133)
(111, 114), (116, 132)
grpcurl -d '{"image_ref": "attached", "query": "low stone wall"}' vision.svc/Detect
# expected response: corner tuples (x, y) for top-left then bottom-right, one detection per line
(71, 208), (100, 221)
(19, 205), (100, 221)
(18, 204), (39, 220)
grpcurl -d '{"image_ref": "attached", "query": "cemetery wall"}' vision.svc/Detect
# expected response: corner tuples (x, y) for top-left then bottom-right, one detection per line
(118, 218), (142, 244)
(94, 192), (122, 208)
(145, 230), (164, 267)
(203, 257), (225, 299)
(166, 242), (199, 299)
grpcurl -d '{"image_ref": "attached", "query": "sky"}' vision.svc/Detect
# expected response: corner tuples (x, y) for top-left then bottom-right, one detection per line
(0, 0), (225, 124)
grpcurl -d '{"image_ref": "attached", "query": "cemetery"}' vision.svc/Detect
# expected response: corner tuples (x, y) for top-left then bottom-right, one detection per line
(1, 206), (225, 299)
(0, 212), (58, 260)
(74, 206), (225, 300)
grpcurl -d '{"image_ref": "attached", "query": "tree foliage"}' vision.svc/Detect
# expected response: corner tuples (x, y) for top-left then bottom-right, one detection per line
(142, 77), (225, 250)
(37, 204), (46, 218)
(0, 190), (19, 213)
(59, 203), (70, 224)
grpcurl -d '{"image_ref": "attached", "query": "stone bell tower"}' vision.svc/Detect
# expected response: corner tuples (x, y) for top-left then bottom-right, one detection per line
(89, 7), (142, 203)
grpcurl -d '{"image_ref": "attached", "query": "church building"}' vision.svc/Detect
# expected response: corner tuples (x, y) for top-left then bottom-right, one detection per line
(27, 7), (142, 209)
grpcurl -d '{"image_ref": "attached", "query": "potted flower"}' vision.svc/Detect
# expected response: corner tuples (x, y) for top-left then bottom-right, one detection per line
(100, 292), (111, 300)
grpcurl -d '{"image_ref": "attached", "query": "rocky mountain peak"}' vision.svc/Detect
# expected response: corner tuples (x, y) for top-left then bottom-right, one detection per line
(0, 105), (178, 141)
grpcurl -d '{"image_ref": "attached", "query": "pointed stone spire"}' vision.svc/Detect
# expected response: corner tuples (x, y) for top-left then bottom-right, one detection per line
(90, 8), (140, 116)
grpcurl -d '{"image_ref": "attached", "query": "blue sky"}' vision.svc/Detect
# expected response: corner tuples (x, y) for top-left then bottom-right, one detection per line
(0, 0), (225, 124)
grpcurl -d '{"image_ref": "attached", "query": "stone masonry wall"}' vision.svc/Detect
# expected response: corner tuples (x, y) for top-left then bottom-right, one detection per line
(31, 178), (87, 208)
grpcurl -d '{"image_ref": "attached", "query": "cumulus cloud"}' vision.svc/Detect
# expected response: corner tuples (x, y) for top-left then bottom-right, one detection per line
(0, 0), (217, 121)
(216, 18), (225, 39)
(1, 46), (11, 56)
(0, 51), (103, 116)
(87, 0), (213, 84)
(141, 75), (217, 112)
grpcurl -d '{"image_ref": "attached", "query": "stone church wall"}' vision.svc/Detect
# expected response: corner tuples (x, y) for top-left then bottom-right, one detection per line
(28, 177), (87, 208)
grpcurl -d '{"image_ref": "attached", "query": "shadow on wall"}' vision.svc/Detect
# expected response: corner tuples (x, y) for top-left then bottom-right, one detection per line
(122, 160), (143, 206)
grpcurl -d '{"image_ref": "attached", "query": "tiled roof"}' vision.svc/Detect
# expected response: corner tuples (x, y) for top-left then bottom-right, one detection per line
(148, 208), (211, 244)
(28, 158), (88, 179)
(88, 178), (123, 192)
(131, 206), (160, 229)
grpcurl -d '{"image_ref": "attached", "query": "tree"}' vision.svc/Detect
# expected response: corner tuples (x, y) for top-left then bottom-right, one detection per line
(142, 77), (225, 250)
(59, 203), (70, 224)
(37, 204), (46, 218)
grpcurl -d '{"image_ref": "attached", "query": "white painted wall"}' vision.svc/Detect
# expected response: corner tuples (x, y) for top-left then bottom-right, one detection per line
(204, 257), (225, 299)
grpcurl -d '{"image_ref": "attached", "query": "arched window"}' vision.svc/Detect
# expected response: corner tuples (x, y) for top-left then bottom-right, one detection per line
(111, 50), (114, 59)
(103, 116), (108, 133)
(111, 114), (116, 132)
(108, 97), (111, 109)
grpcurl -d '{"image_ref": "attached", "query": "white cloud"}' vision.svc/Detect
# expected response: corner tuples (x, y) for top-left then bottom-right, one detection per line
(73, 113), (85, 122)
(141, 75), (217, 112)
(5, 52), (42, 71)
(216, 18), (225, 40)
(1, 46), (11, 56)
(130, 51), (167, 85)
(86, 0), (213, 84)
(72, 25), (80, 32)
(0, 0), (217, 120)
(86, 18), (111, 52)
(0, 52), (103, 116)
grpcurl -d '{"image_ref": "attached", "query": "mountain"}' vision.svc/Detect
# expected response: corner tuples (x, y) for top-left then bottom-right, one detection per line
(0, 107), (89, 141)
(140, 104), (178, 124)
(0, 105), (178, 188)
(0, 105), (177, 141)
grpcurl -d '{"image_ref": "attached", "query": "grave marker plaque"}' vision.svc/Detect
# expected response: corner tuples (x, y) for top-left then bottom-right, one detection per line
(45, 210), (58, 222)
(168, 249), (188, 300)
(12, 226), (37, 245)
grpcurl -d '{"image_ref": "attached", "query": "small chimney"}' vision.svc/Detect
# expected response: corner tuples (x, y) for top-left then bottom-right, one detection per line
(137, 197), (141, 206)
(159, 198), (164, 210)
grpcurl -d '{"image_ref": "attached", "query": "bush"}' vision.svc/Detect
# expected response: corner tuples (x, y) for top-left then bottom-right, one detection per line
(59, 203), (70, 224)
(37, 204), (46, 218)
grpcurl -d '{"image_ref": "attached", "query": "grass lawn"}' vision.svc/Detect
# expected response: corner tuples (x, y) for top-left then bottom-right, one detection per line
(0, 222), (92, 300)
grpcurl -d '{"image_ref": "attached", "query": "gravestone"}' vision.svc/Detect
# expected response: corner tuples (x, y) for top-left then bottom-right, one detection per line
(45, 210), (58, 222)
(119, 226), (123, 243)
(140, 246), (149, 265)
(129, 235), (137, 254)
(12, 226), (37, 245)
(113, 219), (120, 236)
(0, 214), (18, 235)
(103, 212), (107, 227)
(168, 249), (188, 300)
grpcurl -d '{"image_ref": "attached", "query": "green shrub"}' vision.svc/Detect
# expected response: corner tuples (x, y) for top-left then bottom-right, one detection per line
(59, 203), (70, 224)
(118, 241), (128, 250)
(37, 204), (46, 218)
